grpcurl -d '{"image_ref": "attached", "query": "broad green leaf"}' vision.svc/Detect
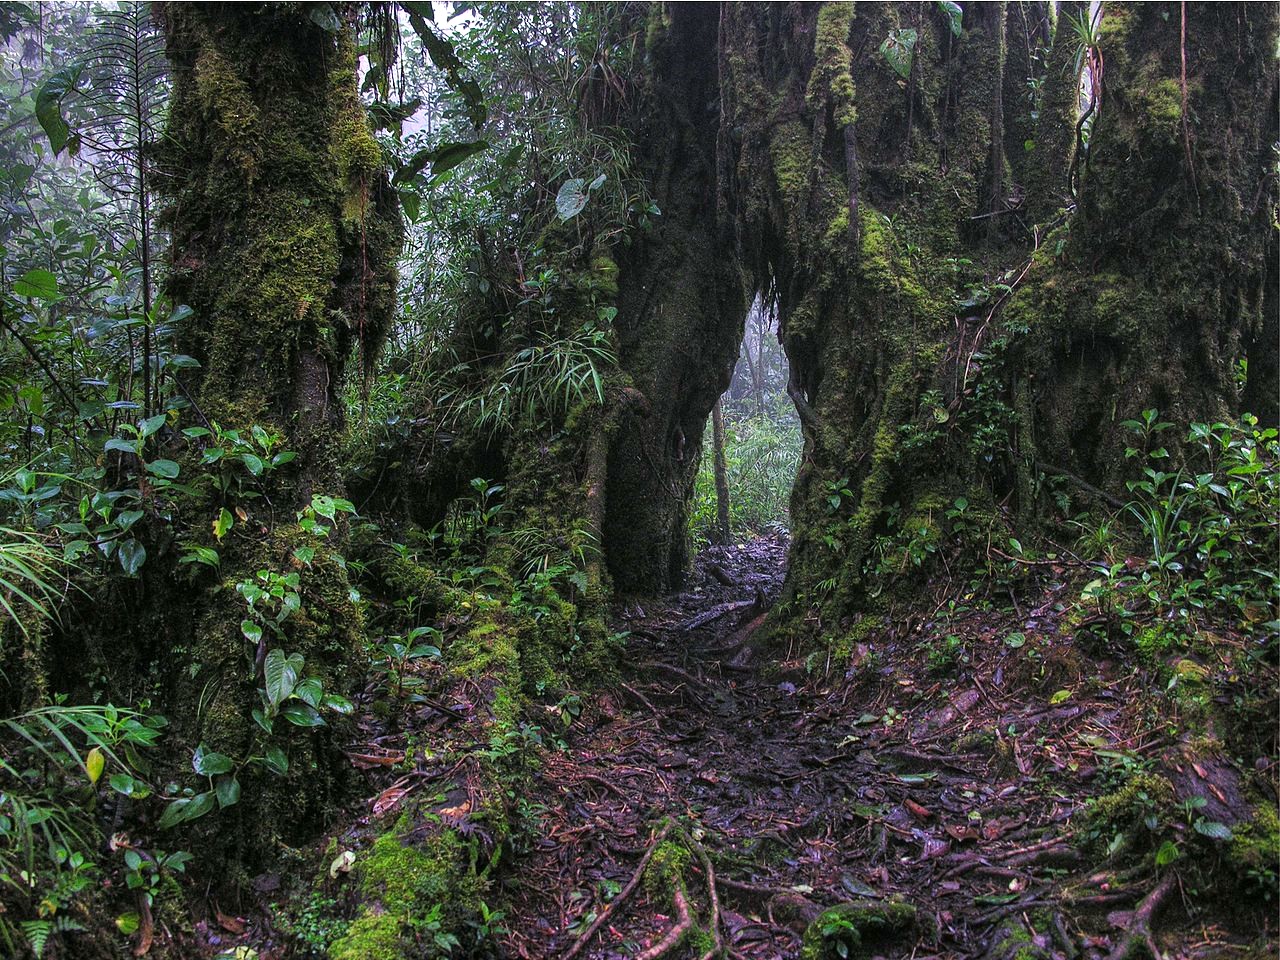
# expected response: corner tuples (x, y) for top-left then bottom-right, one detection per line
(937, 1), (963, 36)
(215, 775), (241, 808)
(118, 539), (146, 576)
(264, 648), (299, 707)
(1194, 820), (1234, 840)
(308, 2), (342, 31)
(240, 453), (264, 476)
(156, 797), (191, 829)
(393, 140), (489, 185)
(85, 746), (105, 784)
(1049, 689), (1071, 704)
(213, 507), (234, 541)
(556, 178), (589, 220)
(139, 414), (167, 438)
(116, 912), (141, 935)
(109, 773), (146, 797)
(146, 459), (180, 479)
(280, 701), (326, 727)
(399, 189), (420, 222)
(13, 268), (59, 300)
(192, 743), (234, 776)
(264, 744), (289, 775)
(879, 27), (917, 79)
(322, 693), (354, 715)
(295, 676), (324, 708)
(184, 790), (217, 823)
(34, 63), (84, 156)
(241, 619), (262, 643)
(1155, 840), (1180, 866)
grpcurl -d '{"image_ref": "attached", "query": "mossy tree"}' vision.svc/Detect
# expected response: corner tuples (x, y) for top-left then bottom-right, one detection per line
(597, 1), (1276, 625)
(151, 1), (401, 875)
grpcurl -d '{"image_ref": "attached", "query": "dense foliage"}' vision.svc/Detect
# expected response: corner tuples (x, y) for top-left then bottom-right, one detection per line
(0, 2), (1274, 958)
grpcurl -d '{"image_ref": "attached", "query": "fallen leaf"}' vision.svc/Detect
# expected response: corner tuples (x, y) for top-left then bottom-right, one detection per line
(329, 849), (355, 878)
(372, 785), (409, 817)
(904, 799), (932, 820)
(216, 908), (247, 935)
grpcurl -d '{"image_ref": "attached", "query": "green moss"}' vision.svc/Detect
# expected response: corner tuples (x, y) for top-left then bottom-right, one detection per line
(984, 917), (1050, 960)
(1139, 77), (1184, 136)
(360, 826), (461, 914)
(801, 898), (918, 960)
(589, 255), (620, 298)
(328, 818), (484, 959)
(770, 121), (811, 207)
(1086, 773), (1175, 856)
(807, 3), (857, 126)
(192, 46), (261, 179)
(645, 838), (692, 896)
(328, 913), (401, 960)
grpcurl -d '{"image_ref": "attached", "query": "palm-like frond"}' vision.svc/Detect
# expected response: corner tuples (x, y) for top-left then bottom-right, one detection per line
(0, 526), (64, 633)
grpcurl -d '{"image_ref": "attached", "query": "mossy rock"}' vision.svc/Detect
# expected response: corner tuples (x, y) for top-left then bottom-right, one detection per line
(983, 917), (1052, 960)
(801, 898), (920, 960)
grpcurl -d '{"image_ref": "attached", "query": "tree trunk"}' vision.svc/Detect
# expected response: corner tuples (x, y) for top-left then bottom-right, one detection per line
(711, 397), (731, 545)
(595, 0), (1276, 617)
(602, 4), (748, 594)
(153, 0), (402, 872)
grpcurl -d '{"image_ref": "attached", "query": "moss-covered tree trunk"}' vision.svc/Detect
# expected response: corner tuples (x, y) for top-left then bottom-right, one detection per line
(598, 1), (1275, 622)
(602, 4), (748, 594)
(154, 1), (401, 876)
(1008, 2), (1278, 486)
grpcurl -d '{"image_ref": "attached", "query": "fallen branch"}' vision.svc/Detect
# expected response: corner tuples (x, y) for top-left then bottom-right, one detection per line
(1036, 461), (1125, 510)
(562, 821), (673, 960)
(678, 599), (756, 633)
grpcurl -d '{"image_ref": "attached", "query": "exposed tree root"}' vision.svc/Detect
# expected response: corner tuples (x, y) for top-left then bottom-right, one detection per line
(691, 836), (725, 960)
(562, 821), (673, 960)
(1106, 871), (1177, 960)
(635, 886), (693, 960)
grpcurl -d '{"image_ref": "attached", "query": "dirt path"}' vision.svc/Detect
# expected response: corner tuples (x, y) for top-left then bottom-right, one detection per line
(497, 538), (1275, 960)
(500, 539), (1076, 958)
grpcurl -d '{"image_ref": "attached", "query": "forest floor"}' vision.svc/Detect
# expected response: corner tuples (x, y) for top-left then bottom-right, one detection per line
(202, 537), (1276, 960)
(494, 538), (1276, 960)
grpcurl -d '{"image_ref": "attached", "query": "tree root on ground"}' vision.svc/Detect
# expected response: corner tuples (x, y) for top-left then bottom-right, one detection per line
(636, 886), (694, 960)
(1106, 871), (1176, 960)
(562, 821), (673, 960)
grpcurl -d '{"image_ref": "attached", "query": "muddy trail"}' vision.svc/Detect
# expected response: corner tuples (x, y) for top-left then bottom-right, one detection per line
(497, 539), (1272, 960)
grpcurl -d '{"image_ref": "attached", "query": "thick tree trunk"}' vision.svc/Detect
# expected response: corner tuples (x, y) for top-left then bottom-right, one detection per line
(603, 4), (748, 594)
(597, 0), (1275, 618)
(153, 1), (401, 872)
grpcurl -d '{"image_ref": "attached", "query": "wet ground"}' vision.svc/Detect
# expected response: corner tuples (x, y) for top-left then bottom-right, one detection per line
(498, 537), (1275, 959)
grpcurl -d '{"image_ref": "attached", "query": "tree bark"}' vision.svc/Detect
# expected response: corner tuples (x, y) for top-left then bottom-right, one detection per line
(152, 1), (402, 872)
(711, 398), (731, 545)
